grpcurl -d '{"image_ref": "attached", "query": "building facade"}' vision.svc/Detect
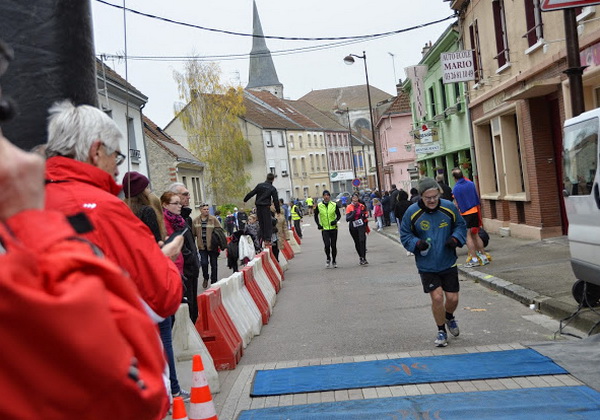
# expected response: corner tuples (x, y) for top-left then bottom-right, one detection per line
(377, 85), (416, 192)
(403, 23), (472, 191)
(96, 59), (150, 177)
(448, 0), (600, 239)
(144, 116), (205, 219)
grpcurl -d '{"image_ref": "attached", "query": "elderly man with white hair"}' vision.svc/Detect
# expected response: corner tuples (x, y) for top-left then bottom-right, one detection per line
(44, 100), (184, 321)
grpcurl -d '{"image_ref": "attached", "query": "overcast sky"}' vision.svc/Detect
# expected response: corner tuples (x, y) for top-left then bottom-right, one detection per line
(91, 0), (455, 128)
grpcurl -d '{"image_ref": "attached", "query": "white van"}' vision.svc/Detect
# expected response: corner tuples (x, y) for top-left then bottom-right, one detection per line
(562, 108), (600, 306)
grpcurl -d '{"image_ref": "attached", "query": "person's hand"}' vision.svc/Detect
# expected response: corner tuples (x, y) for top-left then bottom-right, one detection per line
(317, 224), (323, 230)
(0, 134), (45, 221)
(445, 236), (459, 249)
(331, 220), (337, 226)
(415, 240), (430, 251)
(160, 235), (184, 259)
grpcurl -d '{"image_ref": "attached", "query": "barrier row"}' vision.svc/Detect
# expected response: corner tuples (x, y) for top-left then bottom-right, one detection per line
(172, 235), (300, 397)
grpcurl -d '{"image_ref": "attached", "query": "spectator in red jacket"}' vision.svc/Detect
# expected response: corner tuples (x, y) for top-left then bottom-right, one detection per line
(0, 132), (170, 419)
(44, 100), (184, 321)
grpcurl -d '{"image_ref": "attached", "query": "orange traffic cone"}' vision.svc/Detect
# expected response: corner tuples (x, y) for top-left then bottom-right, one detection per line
(172, 396), (189, 420)
(189, 355), (218, 420)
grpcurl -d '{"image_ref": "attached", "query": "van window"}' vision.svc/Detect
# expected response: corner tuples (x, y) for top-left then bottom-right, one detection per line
(563, 118), (598, 196)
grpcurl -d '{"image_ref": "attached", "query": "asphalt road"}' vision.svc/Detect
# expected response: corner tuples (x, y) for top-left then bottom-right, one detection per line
(238, 219), (572, 365)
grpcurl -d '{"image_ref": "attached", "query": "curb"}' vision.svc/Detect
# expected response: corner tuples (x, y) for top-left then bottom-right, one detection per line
(378, 229), (600, 335)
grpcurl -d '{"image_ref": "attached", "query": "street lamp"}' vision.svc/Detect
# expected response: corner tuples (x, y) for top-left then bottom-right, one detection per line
(335, 106), (358, 185)
(343, 51), (381, 191)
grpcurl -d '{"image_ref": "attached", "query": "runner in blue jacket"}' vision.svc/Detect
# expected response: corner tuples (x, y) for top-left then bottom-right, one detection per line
(400, 178), (467, 348)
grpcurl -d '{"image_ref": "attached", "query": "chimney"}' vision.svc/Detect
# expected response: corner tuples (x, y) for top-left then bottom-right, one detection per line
(396, 79), (403, 96)
(421, 41), (432, 57)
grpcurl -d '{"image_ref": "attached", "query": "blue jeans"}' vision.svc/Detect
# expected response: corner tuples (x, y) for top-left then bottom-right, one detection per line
(159, 316), (180, 395)
(199, 249), (219, 284)
(390, 211), (396, 224)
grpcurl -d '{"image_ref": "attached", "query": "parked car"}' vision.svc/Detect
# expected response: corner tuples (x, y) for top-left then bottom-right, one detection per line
(334, 192), (351, 207)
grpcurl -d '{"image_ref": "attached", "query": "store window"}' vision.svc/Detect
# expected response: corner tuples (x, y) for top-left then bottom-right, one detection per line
(475, 112), (525, 197)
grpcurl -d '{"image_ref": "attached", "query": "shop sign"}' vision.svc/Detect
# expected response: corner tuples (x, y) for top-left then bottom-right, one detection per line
(441, 50), (475, 83)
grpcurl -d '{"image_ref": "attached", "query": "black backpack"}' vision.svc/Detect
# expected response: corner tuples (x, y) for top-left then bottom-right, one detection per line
(211, 227), (228, 251)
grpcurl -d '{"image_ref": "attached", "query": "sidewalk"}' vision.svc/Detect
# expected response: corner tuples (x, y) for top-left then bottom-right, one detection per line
(379, 224), (600, 336)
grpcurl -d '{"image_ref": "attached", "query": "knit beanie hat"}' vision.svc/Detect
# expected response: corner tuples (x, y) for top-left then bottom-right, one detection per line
(417, 177), (440, 195)
(122, 171), (149, 198)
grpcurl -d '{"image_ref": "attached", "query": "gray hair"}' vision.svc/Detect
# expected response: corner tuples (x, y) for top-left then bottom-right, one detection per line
(168, 182), (187, 193)
(46, 100), (123, 162)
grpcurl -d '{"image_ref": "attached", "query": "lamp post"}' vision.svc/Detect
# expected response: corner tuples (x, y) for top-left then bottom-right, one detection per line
(337, 107), (358, 182)
(343, 51), (381, 191)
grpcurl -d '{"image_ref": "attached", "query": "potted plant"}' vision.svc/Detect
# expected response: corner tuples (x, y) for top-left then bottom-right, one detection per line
(418, 162), (426, 175)
(459, 158), (471, 170)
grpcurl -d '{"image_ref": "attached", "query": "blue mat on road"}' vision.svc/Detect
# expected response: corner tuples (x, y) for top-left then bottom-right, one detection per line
(250, 349), (566, 396)
(239, 386), (600, 419)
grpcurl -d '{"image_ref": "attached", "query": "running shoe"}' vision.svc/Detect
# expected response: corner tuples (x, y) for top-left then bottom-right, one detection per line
(446, 318), (460, 337)
(332, 261), (337, 268)
(464, 258), (481, 268)
(435, 331), (448, 347)
(326, 259), (331, 268)
(173, 389), (190, 402)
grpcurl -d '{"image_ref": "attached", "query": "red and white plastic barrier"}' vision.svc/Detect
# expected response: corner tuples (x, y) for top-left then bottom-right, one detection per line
(241, 266), (270, 325)
(195, 288), (243, 370)
(248, 256), (276, 312)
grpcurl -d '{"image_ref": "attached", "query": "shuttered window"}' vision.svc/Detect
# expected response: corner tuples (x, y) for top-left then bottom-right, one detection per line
(492, 0), (510, 68)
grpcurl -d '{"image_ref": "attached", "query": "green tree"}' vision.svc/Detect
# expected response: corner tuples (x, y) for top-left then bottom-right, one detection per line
(174, 59), (252, 204)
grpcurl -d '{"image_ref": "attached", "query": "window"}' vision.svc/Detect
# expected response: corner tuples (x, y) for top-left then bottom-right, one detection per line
(289, 134), (294, 149)
(280, 160), (289, 177)
(276, 131), (285, 147)
(524, 0), (543, 47)
(308, 134), (312, 147)
(563, 118), (598, 196)
(299, 135), (303, 149)
(268, 159), (276, 175)
(475, 112), (525, 197)
(127, 117), (137, 149)
(265, 131), (274, 147)
(492, 0), (510, 68)
(429, 86), (437, 118)
(192, 177), (202, 206)
(310, 154), (315, 171)
(320, 134), (324, 147)
(439, 78), (447, 113)
(454, 83), (461, 104)
(292, 158), (298, 176)
(469, 20), (483, 82)
(301, 157), (306, 175)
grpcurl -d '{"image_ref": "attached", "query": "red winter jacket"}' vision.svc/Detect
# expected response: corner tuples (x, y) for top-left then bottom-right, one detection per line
(45, 157), (182, 319)
(0, 210), (169, 419)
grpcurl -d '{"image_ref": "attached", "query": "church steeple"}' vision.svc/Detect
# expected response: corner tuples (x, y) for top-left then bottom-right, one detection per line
(247, 0), (283, 98)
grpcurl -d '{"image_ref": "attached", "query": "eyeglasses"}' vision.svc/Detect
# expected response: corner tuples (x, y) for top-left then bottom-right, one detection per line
(101, 142), (126, 166)
(422, 194), (440, 202)
(114, 150), (126, 166)
(168, 202), (182, 206)
(179, 192), (190, 196)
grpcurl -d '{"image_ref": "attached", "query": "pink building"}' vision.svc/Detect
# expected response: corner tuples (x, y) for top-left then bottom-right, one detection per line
(376, 87), (416, 192)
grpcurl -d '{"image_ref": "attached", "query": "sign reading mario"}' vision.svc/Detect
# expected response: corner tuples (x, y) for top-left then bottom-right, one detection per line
(541, 0), (600, 11)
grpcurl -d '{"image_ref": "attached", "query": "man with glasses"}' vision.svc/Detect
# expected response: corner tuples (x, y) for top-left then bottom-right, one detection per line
(400, 178), (466, 348)
(169, 182), (200, 323)
(44, 100), (184, 321)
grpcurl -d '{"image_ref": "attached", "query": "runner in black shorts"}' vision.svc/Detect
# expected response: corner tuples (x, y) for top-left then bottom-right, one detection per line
(420, 266), (460, 294)
(399, 178), (467, 348)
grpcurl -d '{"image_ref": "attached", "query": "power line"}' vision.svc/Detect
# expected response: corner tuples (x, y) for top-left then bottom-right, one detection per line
(98, 33), (392, 63)
(96, 0), (455, 42)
